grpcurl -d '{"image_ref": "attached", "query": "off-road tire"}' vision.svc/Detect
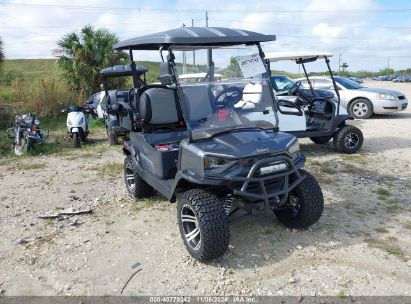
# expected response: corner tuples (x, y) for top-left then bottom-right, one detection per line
(14, 137), (28, 156)
(349, 98), (373, 119)
(73, 133), (81, 148)
(309, 136), (332, 144)
(108, 128), (118, 145)
(274, 169), (324, 229)
(333, 125), (363, 154)
(177, 189), (229, 262)
(124, 156), (153, 199)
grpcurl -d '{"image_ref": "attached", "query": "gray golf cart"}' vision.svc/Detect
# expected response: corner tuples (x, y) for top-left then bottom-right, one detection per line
(100, 64), (149, 144)
(112, 27), (324, 261)
(267, 52), (364, 154)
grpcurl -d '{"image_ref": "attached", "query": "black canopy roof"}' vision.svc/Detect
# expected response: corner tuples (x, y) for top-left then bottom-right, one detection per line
(114, 27), (276, 50)
(100, 65), (148, 77)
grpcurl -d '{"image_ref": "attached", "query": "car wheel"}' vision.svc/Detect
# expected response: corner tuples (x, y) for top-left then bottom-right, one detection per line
(309, 136), (332, 144)
(349, 98), (373, 119)
(124, 155), (153, 198)
(333, 125), (363, 154)
(274, 169), (324, 229)
(177, 189), (229, 262)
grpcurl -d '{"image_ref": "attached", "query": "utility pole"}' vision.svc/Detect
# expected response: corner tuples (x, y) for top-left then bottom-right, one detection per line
(192, 18), (196, 69)
(182, 23), (187, 74)
(338, 53), (342, 76)
(205, 11), (212, 70)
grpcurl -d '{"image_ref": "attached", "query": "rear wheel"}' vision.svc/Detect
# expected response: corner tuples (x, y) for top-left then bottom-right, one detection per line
(124, 156), (153, 198)
(73, 132), (81, 148)
(333, 125), (363, 154)
(309, 136), (332, 144)
(349, 98), (373, 119)
(177, 189), (229, 262)
(274, 170), (324, 229)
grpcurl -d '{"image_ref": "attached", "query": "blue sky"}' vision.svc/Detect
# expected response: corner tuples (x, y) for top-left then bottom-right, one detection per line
(0, 0), (411, 72)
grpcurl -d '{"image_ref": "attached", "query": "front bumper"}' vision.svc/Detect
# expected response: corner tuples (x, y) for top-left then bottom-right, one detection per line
(205, 154), (306, 209)
(372, 98), (408, 113)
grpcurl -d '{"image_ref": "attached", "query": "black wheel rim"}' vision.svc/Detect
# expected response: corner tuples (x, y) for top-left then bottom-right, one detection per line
(344, 132), (359, 149)
(125, 163), (135, 191)
(281, 192), (301, 218)
(180, 204), (201, 251)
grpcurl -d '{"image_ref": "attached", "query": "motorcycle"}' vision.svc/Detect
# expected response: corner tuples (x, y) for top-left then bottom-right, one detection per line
(7, 113), (48, 156)
(62, 105), (91, 148)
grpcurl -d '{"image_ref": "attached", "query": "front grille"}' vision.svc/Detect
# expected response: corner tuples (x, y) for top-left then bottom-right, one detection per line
(398, 96), (405, 100)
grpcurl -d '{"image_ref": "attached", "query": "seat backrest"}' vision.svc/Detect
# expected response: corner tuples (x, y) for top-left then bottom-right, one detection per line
(242, 83), (263, 104)
(182, 85), (213, 121)
(139, 87), (182, 127)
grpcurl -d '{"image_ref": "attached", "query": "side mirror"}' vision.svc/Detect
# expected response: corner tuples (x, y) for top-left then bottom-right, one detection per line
(159, 62), (174, 86)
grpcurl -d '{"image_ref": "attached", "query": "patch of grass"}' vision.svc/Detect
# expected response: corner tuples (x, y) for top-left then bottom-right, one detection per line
(374, 227), (389, 233)
(375, 188), (390, 197)
(385, 204), (400, 214)
(97, 162), (123, 178)
(404, 221), (411, 230)
(130, 203), (143, 214)
(261, 227), (272, 235)
(387, 247), (402, 255)
(337, 291), (346, 298)
(15, 162), (46, 170)
(320, 165), (337, 175)
(340, 154), (369, 165)
(314, 174), (333, 185)
(339, 164), (365, 174)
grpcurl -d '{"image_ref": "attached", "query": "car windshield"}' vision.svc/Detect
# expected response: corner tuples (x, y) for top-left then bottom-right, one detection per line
(271, 75), (295, 92)
(175, 46), (277, 140)
(335, 77), (364, 89)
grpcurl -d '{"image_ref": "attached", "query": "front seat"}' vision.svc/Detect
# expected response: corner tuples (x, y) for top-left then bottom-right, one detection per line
(235, 82), (263, 109)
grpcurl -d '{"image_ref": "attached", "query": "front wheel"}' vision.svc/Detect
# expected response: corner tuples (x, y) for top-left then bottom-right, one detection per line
(124, 156), (153, 198)
(177, 189), (230, 262)
(309, 136), (332, 144)
(73, 132), (81, 148)
(14, 137), (28, 156)
(274, 170), (324, 229)
(333, 125), (363, 154)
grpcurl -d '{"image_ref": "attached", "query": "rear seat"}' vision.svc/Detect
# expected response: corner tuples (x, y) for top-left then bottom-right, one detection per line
(139, 87), (184, 132)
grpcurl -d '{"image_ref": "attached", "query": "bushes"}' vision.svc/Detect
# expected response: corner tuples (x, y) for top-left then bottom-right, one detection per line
(0, 70), (24, 85)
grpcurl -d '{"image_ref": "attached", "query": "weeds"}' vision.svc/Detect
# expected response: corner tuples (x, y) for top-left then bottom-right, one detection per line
(15, 162), (46, 170)
(374, 227), (388, 233)
(97, 162), (123, 178)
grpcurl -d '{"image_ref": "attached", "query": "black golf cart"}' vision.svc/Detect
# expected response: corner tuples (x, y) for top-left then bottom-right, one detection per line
(112, 27), (324, 261)
(267, 52), (364, 154)
(100, 64), (149, 144)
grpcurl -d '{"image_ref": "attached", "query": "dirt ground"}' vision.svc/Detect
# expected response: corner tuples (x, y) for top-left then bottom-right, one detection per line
(0, 80), (410, 296)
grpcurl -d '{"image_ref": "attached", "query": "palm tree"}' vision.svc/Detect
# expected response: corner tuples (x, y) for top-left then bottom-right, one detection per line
(56, 25), (127, 95)
(0, 37), (5, 68)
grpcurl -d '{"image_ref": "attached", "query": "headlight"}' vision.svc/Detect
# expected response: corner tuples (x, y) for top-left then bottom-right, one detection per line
(15, 115), (22, 122)
(204, 156), (232, 170)
(34, 119), (40, 125)
(24, 115), (32, 124)
(287, 140), (300, 158)
(68, 119), (72, 125)
(79, 117), (84, 124)
(376, 93), (396, 100)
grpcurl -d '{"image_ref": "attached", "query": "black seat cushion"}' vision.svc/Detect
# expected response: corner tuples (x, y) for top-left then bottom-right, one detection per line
(139, 87), (183, 126)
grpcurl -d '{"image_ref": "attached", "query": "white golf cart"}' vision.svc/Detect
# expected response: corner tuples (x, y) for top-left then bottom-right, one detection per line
(267, 52), (364, 154)
(178, 72), (223, 83)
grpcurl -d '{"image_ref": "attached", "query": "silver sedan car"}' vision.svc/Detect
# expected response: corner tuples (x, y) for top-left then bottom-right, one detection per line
(296, 76), (408, 118)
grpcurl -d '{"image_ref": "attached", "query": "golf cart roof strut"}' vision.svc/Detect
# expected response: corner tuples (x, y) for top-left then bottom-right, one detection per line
(325, 56), (341, 115)
(301, 63), (316, 97)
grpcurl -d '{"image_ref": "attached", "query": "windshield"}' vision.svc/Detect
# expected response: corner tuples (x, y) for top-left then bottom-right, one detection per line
(271, 75), (295, 92)
(174, 45), (277, 140)
(335, 77), (364, 89)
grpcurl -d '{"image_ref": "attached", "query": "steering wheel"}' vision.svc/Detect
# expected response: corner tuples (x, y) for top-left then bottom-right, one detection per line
(289, 81), (302, 96)
(213, 86), (243, 109)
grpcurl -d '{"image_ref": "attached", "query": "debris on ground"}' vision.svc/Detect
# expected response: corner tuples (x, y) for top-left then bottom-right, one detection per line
(38, 207), (92, 219)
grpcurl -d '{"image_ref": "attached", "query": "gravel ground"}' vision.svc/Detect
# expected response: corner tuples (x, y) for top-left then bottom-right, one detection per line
(0, 80), (410, 296)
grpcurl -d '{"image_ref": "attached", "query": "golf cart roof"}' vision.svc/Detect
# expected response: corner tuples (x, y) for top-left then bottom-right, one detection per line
(178, 72), (223, 80)
(100, 64), (148, 77)
(114, 27), (276, 50)
(266, 51), (333, 62)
